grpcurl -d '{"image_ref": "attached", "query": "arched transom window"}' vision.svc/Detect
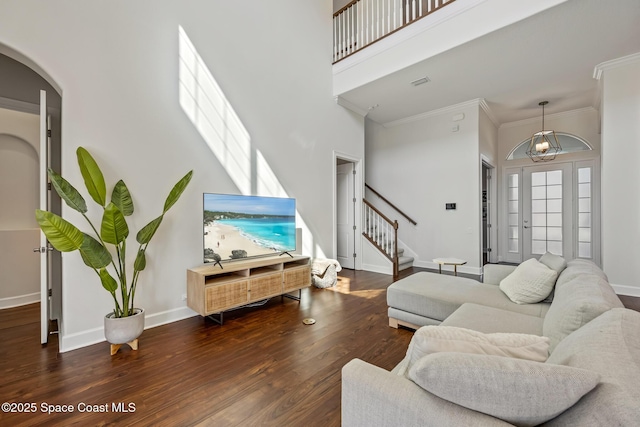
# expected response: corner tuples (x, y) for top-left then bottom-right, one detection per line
(507, 133), (592, 160)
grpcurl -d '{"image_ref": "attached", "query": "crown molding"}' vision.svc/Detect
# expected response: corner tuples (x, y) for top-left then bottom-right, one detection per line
(593, 52), (640, 80)
(478, 98), (499, 128)
(383, 98), (486, 128)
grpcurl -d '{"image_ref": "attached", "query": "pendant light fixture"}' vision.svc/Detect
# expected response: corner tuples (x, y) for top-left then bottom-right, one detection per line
(526, 101), (561, 162)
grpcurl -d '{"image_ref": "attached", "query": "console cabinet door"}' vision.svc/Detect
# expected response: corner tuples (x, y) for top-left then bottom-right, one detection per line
(250, 273), (283, 300)
(205, 280), (249, 314)
(283, 266), (311, 293)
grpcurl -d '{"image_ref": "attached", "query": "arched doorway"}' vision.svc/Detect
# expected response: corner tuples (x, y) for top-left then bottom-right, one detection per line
(0, 48), (62, 346)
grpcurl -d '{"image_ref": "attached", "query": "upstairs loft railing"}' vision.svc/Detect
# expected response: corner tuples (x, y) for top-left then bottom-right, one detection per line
(333, 0), (457, 63)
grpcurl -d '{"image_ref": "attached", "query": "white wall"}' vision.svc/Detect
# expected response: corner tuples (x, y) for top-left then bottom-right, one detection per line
(600, 59), (640, 296)
(0, 108), (39, 229)
(479, 107), (498, 166)
(365, 102), (481, 273)
(0, 0), (364, 351)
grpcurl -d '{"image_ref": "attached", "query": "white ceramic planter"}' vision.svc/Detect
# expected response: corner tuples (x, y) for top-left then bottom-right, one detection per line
(104, 308), (145, 344)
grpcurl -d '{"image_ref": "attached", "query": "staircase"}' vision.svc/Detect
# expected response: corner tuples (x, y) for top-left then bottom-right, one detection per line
(363, 196), (414, 276)
(397, 248), (414, 272)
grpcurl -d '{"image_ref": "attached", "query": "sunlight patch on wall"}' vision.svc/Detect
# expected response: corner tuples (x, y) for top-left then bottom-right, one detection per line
(178, 25), (251, 195)
(255, 148), (323, 257)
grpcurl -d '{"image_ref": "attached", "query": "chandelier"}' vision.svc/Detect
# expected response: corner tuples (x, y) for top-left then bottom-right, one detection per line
(526, 101), (561, 162)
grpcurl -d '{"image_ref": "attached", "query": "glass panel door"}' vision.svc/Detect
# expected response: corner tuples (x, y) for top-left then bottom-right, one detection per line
(522, 163), (573, 260)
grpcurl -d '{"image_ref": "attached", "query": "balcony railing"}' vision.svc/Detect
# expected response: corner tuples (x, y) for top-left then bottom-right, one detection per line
(333, 0), (456, 63)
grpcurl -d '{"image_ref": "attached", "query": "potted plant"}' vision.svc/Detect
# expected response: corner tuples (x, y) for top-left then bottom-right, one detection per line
(36, 147), (192, 353)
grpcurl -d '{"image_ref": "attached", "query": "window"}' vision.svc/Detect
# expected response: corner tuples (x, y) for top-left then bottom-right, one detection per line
(508, 173), (519, 253)
(507, 133), (592, 160)
(577, 167), (592, 258)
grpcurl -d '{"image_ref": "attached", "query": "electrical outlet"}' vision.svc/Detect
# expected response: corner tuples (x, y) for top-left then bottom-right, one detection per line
(182, 294), (187, 301)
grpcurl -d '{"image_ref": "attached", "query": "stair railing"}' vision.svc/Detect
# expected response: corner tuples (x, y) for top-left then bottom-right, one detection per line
(363, 199), (399, 276)
(365, 183), (417, 226)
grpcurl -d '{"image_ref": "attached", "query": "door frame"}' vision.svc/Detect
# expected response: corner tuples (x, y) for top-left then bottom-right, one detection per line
(0, 45), (63, 347)
(336, 162), (355, 269)
(481, 157), (497, 264)
(39, 90), (49, 344)
(500, 159), (600, 265)
(333, 151), (363, 270)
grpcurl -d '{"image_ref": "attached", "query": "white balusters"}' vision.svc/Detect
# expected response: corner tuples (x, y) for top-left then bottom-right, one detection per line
(334, 0), (455, 62)
(363, 202), (396, 260)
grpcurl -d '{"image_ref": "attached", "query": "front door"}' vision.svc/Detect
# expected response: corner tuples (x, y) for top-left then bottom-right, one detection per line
(522, 163), (573, 260)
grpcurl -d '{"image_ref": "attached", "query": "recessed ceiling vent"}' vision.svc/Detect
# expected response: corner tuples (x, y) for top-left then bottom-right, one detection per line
(410, 76), (430, 86)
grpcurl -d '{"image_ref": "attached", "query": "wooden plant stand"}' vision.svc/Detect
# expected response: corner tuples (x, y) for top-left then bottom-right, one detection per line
(110, 338), (139, 356)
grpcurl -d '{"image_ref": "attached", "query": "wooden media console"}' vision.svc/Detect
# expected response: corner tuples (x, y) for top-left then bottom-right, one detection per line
(187, 255), (311, 323)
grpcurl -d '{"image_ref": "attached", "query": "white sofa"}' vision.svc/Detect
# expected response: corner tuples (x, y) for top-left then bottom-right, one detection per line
(342, 258), (640, 426)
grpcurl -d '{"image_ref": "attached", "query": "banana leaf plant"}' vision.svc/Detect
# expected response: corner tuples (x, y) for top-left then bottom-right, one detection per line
(36, 147), (193, 318)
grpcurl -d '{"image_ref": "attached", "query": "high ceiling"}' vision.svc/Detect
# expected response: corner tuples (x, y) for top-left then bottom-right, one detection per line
(336, 0), (640, 125)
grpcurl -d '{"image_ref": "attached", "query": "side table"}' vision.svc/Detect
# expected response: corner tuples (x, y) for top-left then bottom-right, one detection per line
(433, 258), (467, 276)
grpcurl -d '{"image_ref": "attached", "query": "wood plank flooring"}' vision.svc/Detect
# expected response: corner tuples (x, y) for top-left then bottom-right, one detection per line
(2, 268), (639, 427)
(0, 269), (415, 427)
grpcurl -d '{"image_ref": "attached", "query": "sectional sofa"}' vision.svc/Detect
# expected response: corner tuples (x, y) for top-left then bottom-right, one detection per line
(342, 256), (640, 426)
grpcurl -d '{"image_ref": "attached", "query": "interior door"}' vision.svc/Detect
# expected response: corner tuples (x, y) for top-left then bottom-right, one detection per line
(482, 163), (492, 265)
(336, 162), (355, 269)
(38, 90), (50, 344)
(522, 163), (573, 261)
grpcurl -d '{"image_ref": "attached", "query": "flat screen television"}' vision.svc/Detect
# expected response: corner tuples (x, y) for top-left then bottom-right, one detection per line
(203, 193), (296, 264)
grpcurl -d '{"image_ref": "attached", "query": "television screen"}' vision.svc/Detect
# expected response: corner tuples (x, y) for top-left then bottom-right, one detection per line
(203, 193), (296, 263)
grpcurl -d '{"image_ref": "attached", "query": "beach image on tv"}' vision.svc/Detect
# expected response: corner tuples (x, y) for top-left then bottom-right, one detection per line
(203, 193), (296, 263)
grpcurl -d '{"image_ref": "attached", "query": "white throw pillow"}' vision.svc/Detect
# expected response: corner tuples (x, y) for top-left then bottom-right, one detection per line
(539, 252), (567, 275)
(396, 325), (549, 377)
(409, 352), (600, 427)
(499, 258), (557, 304)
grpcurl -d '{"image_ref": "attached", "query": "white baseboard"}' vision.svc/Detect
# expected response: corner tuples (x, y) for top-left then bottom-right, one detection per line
(59, 306), (198, 353)
(611, 283), (640, 297)
(362, 263), (393, 275)
(0, 292), (40, 309)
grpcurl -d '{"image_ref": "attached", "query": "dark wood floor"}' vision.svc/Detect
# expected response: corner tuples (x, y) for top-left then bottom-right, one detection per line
(2, 268), (639, 427)
(0, 269), (416, 427)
